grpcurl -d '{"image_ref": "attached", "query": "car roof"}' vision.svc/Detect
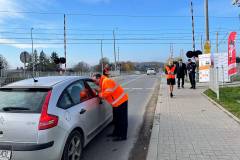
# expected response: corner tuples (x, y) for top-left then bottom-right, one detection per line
(2, 76), (89, 88)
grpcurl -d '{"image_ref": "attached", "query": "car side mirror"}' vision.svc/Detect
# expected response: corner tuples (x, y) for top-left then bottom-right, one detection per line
(80, 90), (88, 100)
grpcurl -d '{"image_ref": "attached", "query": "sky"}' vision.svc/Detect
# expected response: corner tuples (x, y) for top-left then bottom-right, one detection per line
(0, 0), (240, 69)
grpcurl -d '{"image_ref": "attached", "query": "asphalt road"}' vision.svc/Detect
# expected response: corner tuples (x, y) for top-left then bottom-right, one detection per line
(81, 74), (159, 160)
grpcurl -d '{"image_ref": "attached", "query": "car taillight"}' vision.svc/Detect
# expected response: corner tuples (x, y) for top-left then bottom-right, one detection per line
(38, 91), (59, 130)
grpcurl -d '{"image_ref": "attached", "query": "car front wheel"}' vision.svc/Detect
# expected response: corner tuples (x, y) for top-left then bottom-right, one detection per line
(62, 130), (83, 160)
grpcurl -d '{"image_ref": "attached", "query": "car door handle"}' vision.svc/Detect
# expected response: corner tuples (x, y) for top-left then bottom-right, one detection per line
(80, 109), (87, 114)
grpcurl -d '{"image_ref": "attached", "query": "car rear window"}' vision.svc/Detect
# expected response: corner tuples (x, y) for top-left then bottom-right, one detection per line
(0, 88), (50, 113)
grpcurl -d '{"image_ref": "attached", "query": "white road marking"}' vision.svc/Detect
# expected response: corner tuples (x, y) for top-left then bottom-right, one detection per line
(120, 75), (145, 86)
(123, 88), (154, 90)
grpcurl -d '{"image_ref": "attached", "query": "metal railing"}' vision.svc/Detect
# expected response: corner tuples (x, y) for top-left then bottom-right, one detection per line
(0, 71), (92, 86)
(0, 70), (142, 86)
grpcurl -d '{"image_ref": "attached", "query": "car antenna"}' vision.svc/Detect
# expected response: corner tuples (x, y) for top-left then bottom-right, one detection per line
(31, 73), (38, 83)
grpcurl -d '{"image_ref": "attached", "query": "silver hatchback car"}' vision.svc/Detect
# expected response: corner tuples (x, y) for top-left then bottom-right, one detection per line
(0, 76), (112, 160)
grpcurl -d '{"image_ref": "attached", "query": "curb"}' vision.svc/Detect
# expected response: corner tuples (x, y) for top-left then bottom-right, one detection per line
(146, 80), (162, 160)
(202, 92), (240, 125)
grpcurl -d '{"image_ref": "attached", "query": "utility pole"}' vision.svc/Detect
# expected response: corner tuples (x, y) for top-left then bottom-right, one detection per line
(191, 1), (196, 51)
(101, 40), (104, 74)
(31, 28), (34, 76)
(113, 30), (117, 71)
(216, 32), (219, 53)
(205, 0), (209, 41)
(180, 49), (183, 59)
(170, 44), (173, 59)
(64, 14), (67, 72)
(118, 47), (120, 70)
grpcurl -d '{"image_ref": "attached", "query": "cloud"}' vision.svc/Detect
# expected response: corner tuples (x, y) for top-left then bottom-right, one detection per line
(0, 0), (61, 49)
(78, 0), (110, 4)
(0, 37), (62, 49)
(0, 0), (58, 24)
(0, 0), (24, 23)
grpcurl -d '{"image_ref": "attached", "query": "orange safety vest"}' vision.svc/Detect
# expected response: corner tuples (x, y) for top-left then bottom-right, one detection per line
(166, 65), (176, 79)
(100, 77), (128, 107)
(99, 75), (107, 89)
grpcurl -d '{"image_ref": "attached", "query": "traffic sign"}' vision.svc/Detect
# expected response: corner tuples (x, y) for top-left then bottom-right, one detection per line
(204, 41), (211, 54)
(20, 51), (30, 63)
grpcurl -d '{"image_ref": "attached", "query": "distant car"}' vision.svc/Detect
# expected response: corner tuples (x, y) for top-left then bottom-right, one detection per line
(0, 76), (112, 160)
(147, 68), (156, 75)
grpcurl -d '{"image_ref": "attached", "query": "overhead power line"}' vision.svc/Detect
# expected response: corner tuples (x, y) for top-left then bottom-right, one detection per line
(0, 37), (223, 41)
(0, 10), (239, 19)
(0, 42), (215, 45)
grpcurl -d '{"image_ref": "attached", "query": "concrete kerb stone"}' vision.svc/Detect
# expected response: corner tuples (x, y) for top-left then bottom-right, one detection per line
(202, 91), (240, 125)
(146, 80), (162, 160)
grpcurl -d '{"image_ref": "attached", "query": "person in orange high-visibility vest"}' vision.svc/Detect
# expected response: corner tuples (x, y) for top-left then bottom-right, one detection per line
(103, 64), (110, 77)
(94, 73), (128, 141)
(165, 60), (177, 98)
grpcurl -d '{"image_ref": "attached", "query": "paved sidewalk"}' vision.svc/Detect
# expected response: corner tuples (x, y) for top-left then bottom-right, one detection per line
(147, 81), (240, 160)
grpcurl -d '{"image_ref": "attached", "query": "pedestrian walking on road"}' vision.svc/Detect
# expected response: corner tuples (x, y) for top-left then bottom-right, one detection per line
(94, 74), (128, 141)
(187, 59), (197, 89)
(165, 60), (176, 98)
(176, 59), (187, 89)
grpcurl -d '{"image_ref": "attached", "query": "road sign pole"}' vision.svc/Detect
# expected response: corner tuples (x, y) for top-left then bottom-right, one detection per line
(101, 40), (104, 74)
(64, 14), (67, 72)
(191, 1), (196, 51)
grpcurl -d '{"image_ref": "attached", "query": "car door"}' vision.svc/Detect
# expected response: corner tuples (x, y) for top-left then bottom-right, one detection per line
(57, 80), (98, 138)
(84, 79), (112, 126)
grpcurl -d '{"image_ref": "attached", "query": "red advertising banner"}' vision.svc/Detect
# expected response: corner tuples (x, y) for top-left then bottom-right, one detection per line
(228, 32), (237, 76)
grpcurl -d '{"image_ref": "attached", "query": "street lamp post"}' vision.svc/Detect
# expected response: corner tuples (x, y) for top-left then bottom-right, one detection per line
(31, 28), (34, 76)
(205, 0), (209, 41)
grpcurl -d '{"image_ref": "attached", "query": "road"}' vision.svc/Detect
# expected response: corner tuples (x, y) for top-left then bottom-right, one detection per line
(81, 74), (159, 160)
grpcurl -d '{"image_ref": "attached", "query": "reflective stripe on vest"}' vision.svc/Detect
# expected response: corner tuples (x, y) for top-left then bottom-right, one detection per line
(166, 66), (176, 79)
(112, 92), (127, 106)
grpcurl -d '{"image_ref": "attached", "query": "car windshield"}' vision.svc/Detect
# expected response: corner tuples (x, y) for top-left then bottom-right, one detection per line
(0, 88), (49, 113)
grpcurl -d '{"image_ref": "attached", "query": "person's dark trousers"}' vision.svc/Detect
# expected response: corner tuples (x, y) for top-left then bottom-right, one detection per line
(189, 73), (193, 88)
(112, 108), (117, 135)
(177, 77), (185, 88)
(189, 72), (196, 88)
(114, 101), (128, 139)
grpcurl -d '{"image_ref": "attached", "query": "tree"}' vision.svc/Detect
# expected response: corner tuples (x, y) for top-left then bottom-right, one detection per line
(48, 52), (60, 71)
(121, 61), (135, 72)
(0, 54), (9, 77)
(33, 49), (39, 71)
(50, 52), (59, 63)
(94, 57), (110, 72)
(27, 49), (39, 71)
(39, 50), (48, 71)
(73, 61), (90, 73)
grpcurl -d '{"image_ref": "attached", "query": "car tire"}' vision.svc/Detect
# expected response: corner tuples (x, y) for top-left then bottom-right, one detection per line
(62, 130), (83, 160)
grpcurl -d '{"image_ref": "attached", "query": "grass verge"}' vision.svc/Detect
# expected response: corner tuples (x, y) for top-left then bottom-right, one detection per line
(204, 87), (240, 119)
